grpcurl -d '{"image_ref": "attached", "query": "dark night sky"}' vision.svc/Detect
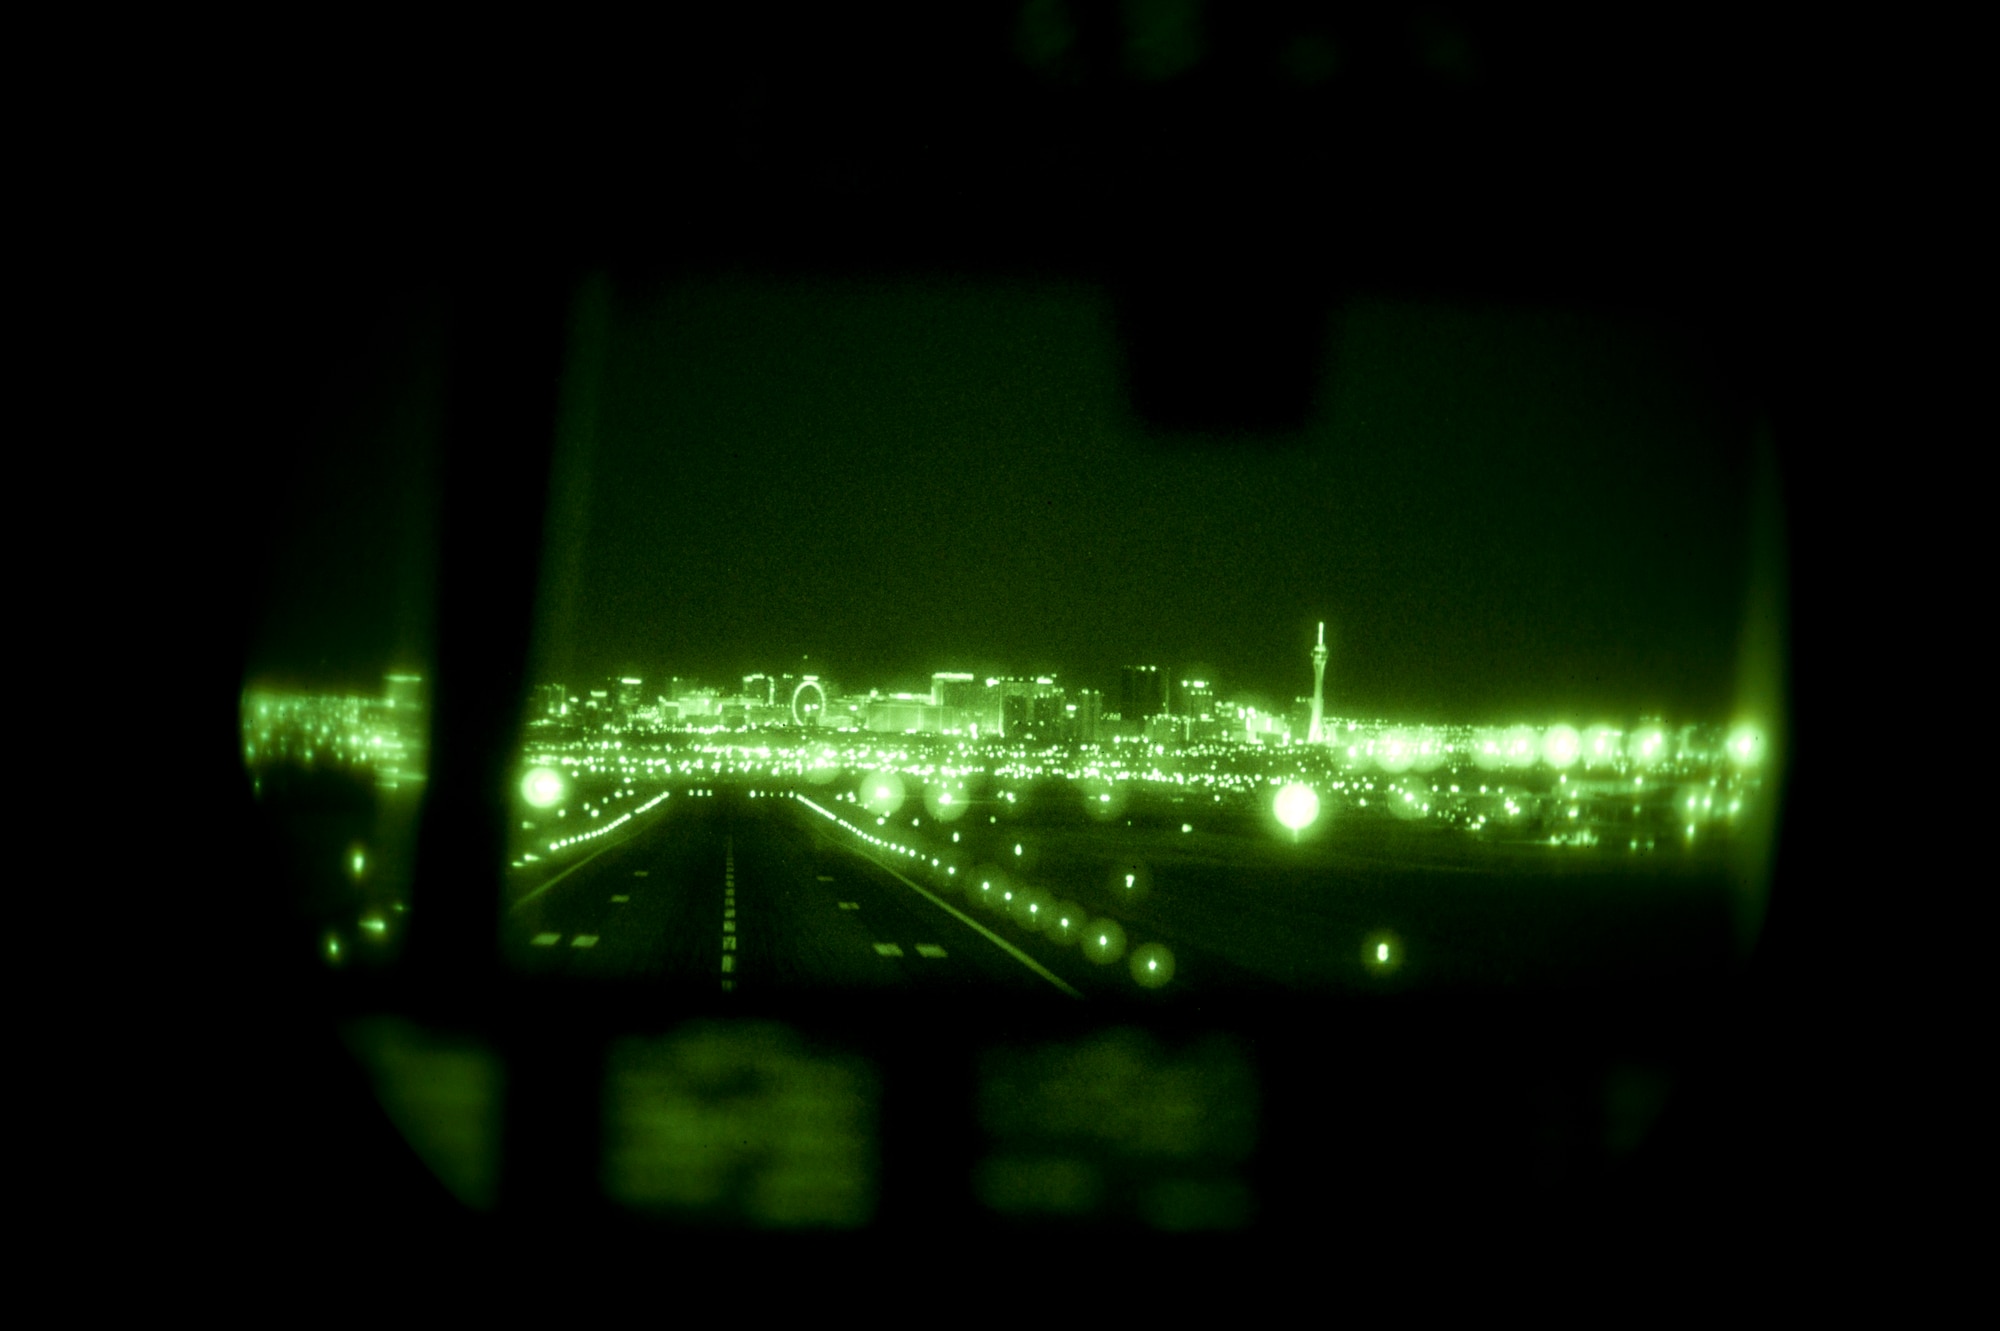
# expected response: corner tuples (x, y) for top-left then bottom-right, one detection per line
(244, 270), (1765, 726)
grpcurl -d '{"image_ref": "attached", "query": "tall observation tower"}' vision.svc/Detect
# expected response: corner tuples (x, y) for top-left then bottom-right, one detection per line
(1307, 622), (1329, 744)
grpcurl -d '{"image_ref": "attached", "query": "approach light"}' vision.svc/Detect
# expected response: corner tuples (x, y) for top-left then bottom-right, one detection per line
(1083, 919), (1127, 965)
(1363, 930), (1404, 976)
(1130, 943), (1175, 988)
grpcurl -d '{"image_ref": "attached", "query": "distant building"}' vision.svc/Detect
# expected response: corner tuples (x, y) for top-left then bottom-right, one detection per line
(1308, 622), (1330, 743)
(816, 692), (863, 730)
(984, 678), (1031, 740)
(969, 680), (1005, 735)
(1069, 688), (1103, 743)
(1120, 666), (1169, 725)
(743, 674), (775, 707)
(980, 677), (1065, 742)
(868, 698), (940, 733)
(533, 682), (566, 718)
(1001, 692), (1029, 740)
(932, 672), (977, 710)
(1031, 679), (1065, 736)
(1239, 705), (1288, 744)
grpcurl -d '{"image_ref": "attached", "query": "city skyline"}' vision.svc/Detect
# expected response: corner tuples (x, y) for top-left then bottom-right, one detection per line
(243, 621), (1757, 738)
(241, 283), (1773, 730)
(244, 666), (1765, 779)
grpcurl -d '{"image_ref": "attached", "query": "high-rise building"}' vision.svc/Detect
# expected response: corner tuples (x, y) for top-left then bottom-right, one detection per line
(931, 673), (978, 732)
(534, 682), (565, 718)
(1178, 677), (1215, 720)
(743, 673), (775, 707)
(1001, 692), (1029, 740)
(1120, 666), (1168, 726)
(980, 677), (1065, 741)
(932, 672), (976, 710)
(968, 679), (1004, 735)
(1070, 688), (1103, 743)
(1308, 623), (1329, 743)
(867, 697), (941, 733)
(1031, 678), (1065, 732)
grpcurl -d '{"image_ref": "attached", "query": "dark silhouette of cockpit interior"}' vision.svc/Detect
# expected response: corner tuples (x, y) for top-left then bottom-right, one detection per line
(191, 3), (1824, 1268)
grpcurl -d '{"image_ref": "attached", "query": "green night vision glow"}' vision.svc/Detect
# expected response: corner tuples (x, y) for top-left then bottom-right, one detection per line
(1083, 919), (1128, 965)
(522, 766), (565, 809)
(1130, 943), (1175, 988)
(1274, 782), (1319, 832)
(1363, 930), (1404, 976)
(1728, 723), (1767, 766)
(1542, 724), (1582, 768)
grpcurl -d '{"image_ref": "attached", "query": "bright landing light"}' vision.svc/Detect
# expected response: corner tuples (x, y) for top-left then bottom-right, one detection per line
(1541, 724), (1581, 769)
(1274, 782), (1319, 832)
(1728, 723), (1768, 767)
(522, 767), (565, 809)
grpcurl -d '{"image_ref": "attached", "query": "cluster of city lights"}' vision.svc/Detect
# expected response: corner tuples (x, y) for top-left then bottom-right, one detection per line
(501, 702), (1774, 858)
(504, 722), (1763, 862)
(240, 686), (425, 787)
